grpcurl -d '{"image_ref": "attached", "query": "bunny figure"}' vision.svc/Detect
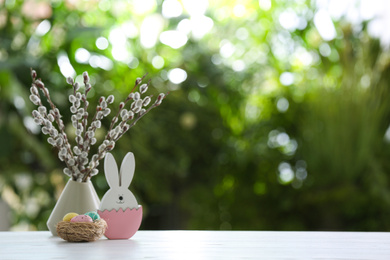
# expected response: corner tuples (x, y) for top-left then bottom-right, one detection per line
(98, 152), (143, 239)
(100, 152), (139, 210)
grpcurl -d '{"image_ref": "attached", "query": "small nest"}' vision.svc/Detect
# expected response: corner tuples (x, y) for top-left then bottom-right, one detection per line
(57, 219), (107, 242)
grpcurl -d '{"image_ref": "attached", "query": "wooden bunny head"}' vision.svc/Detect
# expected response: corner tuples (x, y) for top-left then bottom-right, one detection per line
(99, 152), (139, 211)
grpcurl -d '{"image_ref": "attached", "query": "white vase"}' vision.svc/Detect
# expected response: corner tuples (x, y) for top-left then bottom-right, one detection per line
(46, 179), (100, 236)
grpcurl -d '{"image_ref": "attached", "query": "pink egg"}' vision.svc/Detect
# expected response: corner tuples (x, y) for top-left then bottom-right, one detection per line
(98, 207), (142, 239)
(70, 215), (93, 223)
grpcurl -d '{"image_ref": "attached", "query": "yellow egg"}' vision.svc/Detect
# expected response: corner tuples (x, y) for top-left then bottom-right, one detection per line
(63, 212), (79, 222)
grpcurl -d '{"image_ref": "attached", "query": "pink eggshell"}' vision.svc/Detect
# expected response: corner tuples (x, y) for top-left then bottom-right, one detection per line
(70, 215), (93, 223)
(98, 206), (142, 240)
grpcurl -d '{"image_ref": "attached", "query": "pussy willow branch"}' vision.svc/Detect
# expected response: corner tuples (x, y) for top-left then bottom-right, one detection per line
(31, 71), (75, 161)
(30, 69), (166, 182)
(106, 73), (148, 136)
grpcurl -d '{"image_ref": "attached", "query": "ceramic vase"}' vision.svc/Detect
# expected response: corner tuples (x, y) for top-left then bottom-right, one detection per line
(46, 179), (100, 236)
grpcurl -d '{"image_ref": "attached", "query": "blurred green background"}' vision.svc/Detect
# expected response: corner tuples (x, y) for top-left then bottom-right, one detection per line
(1, 0), (390, 231)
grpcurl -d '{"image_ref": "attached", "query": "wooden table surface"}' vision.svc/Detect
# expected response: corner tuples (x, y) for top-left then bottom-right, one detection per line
(1, 231), (390, 259)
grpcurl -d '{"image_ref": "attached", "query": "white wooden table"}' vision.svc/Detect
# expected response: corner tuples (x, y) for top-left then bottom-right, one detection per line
(1, 231), (390, 259)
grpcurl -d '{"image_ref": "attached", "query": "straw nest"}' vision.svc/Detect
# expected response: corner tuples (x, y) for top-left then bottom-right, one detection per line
(56, 219), (107, 242)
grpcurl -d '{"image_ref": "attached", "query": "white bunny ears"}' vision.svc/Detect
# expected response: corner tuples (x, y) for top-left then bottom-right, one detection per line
(105, 152), (135, 189)
(99, 152), (139, 211)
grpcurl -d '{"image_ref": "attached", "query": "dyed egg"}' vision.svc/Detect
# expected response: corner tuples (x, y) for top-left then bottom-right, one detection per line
(63, 212), (79, 222)
(84, 211), (100, 221)
(70, 215), (93, 223)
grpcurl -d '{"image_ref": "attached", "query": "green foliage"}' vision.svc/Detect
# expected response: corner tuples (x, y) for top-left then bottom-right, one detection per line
(0, 0), (390, 231)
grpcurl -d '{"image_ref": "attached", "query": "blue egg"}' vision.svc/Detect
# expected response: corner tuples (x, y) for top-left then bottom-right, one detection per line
(84, 211), (100, 221)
